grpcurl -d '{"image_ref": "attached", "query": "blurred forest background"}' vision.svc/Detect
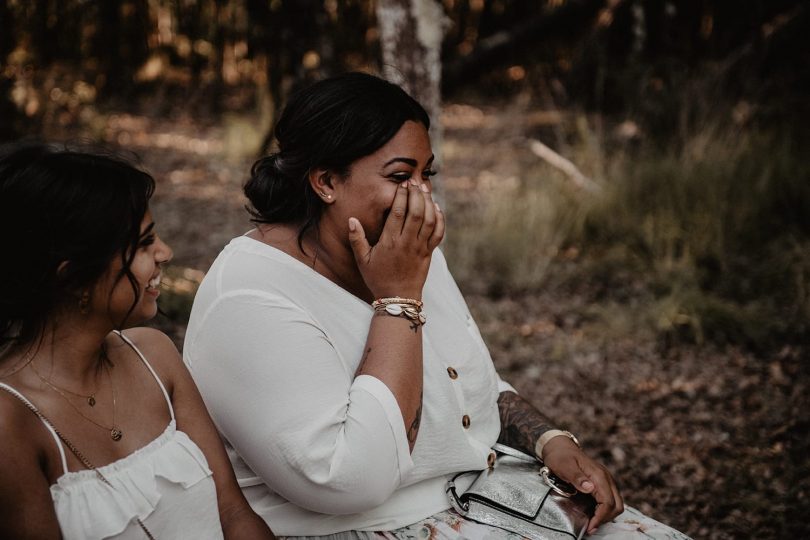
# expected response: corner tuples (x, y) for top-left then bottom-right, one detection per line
(2, 1), (808, 538)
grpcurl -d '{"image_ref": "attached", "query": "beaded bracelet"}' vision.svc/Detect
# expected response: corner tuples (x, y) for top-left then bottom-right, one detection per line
(372, 297), (426, 326)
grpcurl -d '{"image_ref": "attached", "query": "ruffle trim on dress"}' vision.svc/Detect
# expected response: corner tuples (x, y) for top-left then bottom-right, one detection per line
(50, 421), (214, 540)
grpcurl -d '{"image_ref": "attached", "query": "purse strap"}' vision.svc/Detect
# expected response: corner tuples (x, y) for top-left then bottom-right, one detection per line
(446, 469), (477, 514)
(491, 443), (538, 462)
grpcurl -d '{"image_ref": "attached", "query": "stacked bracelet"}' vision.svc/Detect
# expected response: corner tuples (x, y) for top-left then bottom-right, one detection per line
(534, 429), (580, 460)
(372, 297), (426, 326)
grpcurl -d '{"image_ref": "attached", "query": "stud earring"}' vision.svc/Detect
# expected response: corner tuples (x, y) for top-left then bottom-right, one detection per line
(320, 191), (332, 200)
(78, 291), (91, 315)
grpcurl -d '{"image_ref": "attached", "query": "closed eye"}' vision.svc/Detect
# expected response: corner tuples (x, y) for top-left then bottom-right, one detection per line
(389, 172), (412, 183)
(139, 234), (156, 248)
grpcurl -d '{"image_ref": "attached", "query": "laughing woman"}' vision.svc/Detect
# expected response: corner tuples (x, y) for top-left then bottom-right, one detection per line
(183, 73), (691, 539)
(0, 144), (275, 540)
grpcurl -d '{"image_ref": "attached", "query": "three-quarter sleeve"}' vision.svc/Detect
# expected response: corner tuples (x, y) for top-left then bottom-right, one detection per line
(185, 291), (414, 515)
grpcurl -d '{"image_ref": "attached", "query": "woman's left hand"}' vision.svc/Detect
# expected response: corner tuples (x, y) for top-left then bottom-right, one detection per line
(542, 436), (624, 535)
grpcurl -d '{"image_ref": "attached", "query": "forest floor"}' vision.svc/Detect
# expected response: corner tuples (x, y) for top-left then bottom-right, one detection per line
(40, 98), (809, 540)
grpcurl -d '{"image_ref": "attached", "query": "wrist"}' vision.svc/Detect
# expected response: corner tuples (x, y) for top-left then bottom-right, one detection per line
(372, 288), (422, 301)
(535, 429), (580, 461)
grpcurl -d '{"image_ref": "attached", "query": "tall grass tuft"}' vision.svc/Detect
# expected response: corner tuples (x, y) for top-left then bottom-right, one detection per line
(445, 122), (810, 351)
(443, 170), (586, 296)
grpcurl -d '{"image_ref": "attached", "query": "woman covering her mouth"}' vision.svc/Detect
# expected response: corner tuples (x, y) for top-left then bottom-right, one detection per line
(0, 143), (275, 540)
(182, 73), (690, 539)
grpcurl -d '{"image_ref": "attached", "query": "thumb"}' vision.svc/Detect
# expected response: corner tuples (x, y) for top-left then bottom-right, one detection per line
(347, 217), (371, 263)
(571, 465), (595, 493)
(557, 458), (595, 494)
(578, 476), (596, 493)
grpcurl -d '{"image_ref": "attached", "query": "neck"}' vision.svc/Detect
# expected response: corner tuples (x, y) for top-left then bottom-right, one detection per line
(24, 311), (114, 385)
(307, 223), (374, 303)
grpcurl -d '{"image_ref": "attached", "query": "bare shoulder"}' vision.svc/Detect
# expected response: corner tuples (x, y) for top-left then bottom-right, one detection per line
(111, 328), (188, 382)
(0, 387), (47, 473)
(0, 385), (63, 535)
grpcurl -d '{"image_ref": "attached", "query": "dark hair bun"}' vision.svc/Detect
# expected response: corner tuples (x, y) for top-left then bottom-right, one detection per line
(244, 72), (430, 240)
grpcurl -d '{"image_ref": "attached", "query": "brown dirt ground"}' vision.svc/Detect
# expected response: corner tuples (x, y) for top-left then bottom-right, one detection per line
(40, 100), (810, 540)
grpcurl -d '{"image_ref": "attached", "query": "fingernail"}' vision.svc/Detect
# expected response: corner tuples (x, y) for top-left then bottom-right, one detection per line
(409, 178), (418, 186)
(348, 218), (357, 231)
(581, 481), (595, 491)
(420, 183), (429, 193)
(400, 183), (407, 189)
(434, 202), (441, 212)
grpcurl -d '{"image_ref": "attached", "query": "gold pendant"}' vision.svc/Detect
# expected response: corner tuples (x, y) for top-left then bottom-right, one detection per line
(88, 396), (96, 407)
(110, 427), (123, 441)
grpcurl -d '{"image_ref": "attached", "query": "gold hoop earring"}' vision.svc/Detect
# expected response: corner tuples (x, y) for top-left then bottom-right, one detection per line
(78, 291), (91, 315)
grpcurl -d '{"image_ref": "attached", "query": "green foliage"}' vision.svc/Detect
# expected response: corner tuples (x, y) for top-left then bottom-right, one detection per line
(588, 127), (809, 348)
(447, 122), (810, 351)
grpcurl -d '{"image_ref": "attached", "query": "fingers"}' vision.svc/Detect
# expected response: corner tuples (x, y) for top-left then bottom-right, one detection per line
(347, 217), (371, 264)
(545, 446), (623, 535)
(400, 180), (426, 240)
(381, 182), (410, 238)
(582, 463), (623, 534)
(381, 179), (442, 251)
(608, 474), (624, 518)
(418, 183), (437, 241)
(428, 202), (445, 249)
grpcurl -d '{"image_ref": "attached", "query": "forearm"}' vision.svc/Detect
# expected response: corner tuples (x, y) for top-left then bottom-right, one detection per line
(357, 310), (424, 451)
(221, 503), (275, 540)
(496, 391), (556, 456)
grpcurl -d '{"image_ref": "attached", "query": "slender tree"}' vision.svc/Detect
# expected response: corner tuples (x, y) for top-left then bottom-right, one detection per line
(376, 0), (446, 204)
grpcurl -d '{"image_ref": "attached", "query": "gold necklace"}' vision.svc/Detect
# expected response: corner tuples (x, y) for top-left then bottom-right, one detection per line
(32, 361), (123, 441)
(29, 361), (99, 407)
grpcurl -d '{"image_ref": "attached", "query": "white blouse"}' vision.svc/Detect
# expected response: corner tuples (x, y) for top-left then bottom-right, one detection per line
(183, 236), (514, 536)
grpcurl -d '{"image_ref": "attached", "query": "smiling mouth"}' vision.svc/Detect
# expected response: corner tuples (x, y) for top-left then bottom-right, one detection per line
(146, 273), (162, 291)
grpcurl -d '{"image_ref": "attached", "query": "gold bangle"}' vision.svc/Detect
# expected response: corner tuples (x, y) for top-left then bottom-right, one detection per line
(372, 297), (423, 309)
(534, 429), (580, 460)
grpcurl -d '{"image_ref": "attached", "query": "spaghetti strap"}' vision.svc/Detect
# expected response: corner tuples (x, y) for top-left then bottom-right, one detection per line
(0, 382), (70, 476)
(113, 330), (175, 422)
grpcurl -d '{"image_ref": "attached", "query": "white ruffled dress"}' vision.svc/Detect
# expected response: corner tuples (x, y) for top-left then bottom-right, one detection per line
(0, 330), (224, 539)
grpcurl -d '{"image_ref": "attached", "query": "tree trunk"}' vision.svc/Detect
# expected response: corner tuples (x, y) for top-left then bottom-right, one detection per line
(376, 0), (446, 205)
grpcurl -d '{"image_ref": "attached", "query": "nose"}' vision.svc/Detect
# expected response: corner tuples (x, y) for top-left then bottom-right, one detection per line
(156, 236), (173, 264)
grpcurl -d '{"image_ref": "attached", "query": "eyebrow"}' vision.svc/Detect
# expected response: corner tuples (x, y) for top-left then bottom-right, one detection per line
(139, 222), (156, 237)
(382, 155), (435, 168)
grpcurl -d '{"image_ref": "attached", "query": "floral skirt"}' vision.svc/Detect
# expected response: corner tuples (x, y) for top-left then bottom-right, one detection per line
(283, 506), (691, 540)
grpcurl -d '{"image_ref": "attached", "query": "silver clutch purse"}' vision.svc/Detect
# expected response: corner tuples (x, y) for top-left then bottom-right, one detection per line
(445, 444), (595, 540)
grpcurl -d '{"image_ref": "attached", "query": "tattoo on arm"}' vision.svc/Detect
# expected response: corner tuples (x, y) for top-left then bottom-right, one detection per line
(497, 391), (555, 456)
(407, 390), (423, 447)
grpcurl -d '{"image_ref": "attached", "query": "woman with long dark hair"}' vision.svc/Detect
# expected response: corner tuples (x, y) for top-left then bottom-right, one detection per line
(184, 73), (690, 539)
(0, 144), (275, 539)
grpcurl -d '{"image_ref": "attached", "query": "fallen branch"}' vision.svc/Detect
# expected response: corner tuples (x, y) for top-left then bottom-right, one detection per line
(528, 139), (602, 193)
